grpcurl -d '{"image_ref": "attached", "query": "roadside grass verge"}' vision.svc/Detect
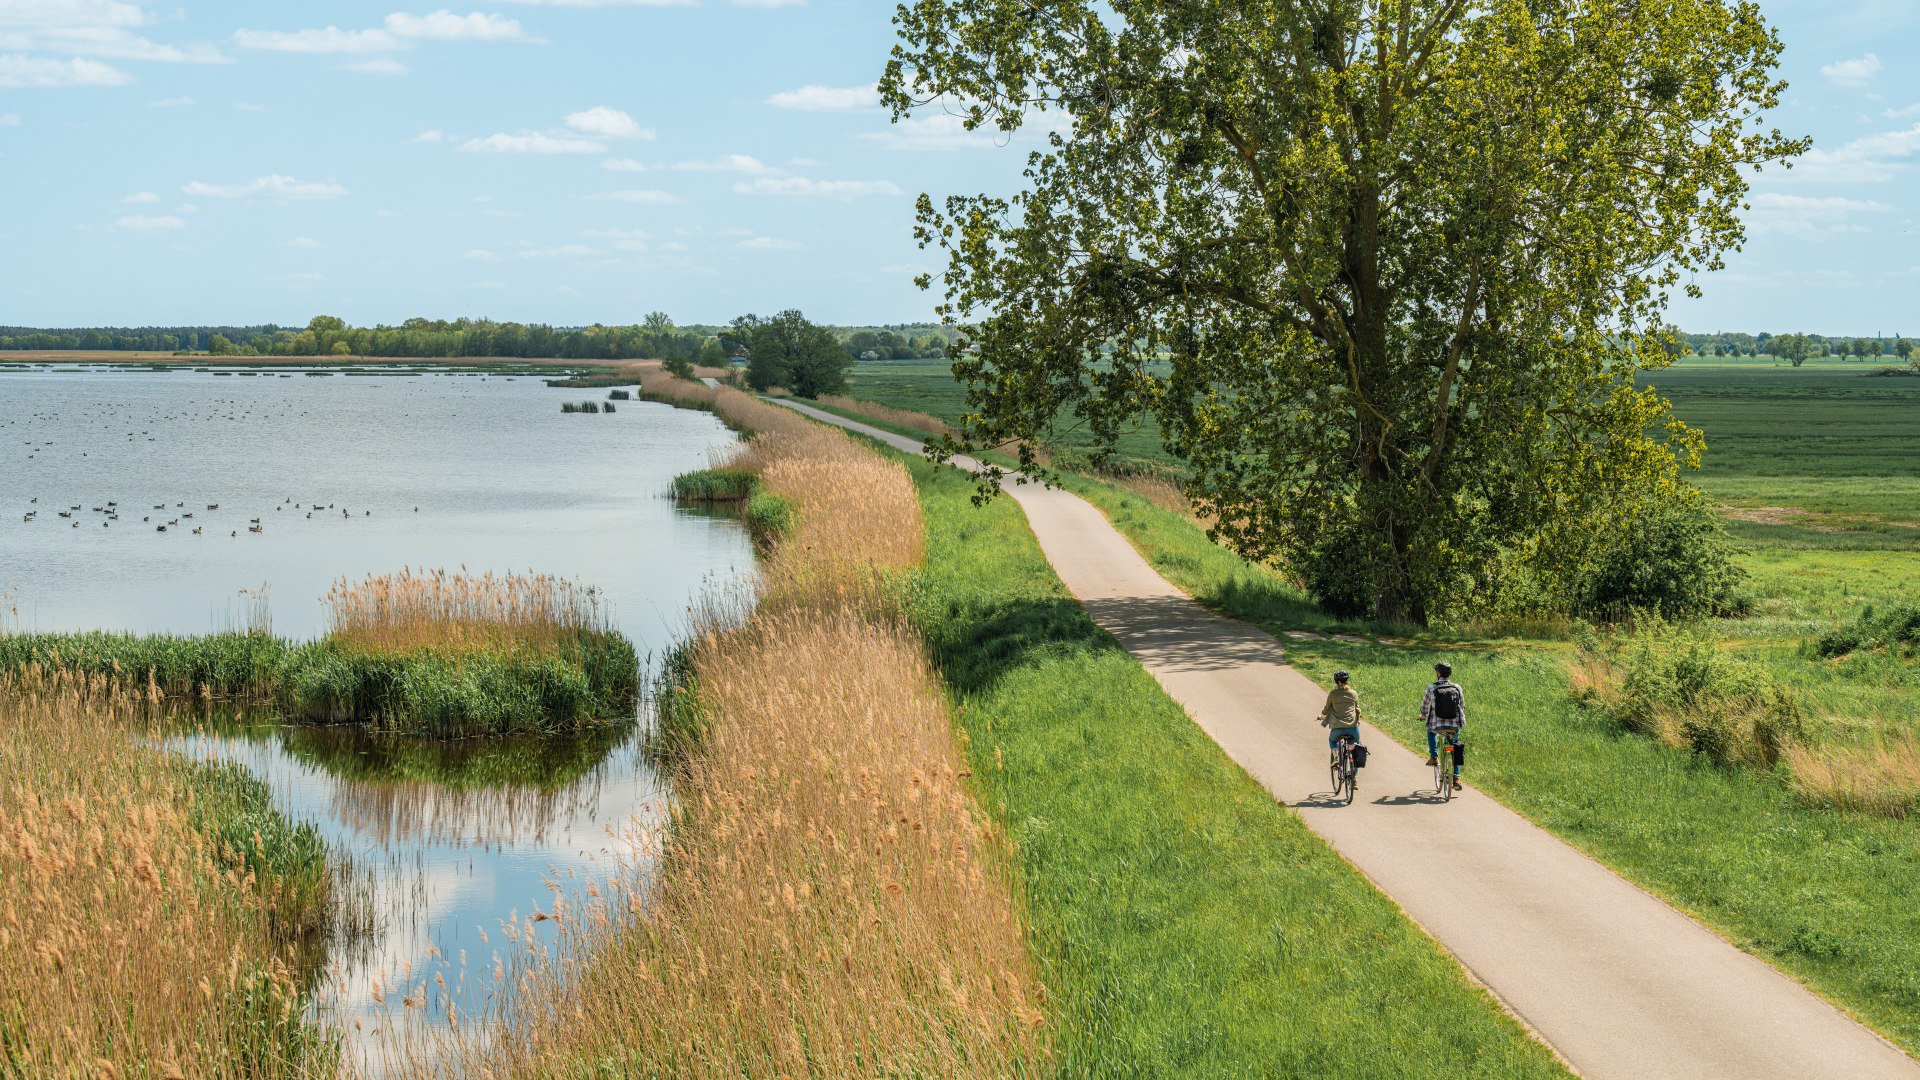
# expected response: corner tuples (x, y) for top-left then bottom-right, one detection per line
(0, 670), (340, 1076)
(901, 455), (1570, 1077)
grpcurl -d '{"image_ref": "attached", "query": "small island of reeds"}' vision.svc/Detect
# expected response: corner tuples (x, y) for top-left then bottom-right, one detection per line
(0, 569), (638, 738)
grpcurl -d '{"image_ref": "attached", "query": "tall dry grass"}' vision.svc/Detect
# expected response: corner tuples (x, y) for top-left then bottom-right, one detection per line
(1786, 737), (1920, 819)
(411, 369), (1041, 1078)
(815, 393), (952, 437)
(0, 669), (333, 1077)
(325, 568), (611, 656)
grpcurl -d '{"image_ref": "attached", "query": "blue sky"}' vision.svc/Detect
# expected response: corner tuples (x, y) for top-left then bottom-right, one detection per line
(0, 0), (1913, 332)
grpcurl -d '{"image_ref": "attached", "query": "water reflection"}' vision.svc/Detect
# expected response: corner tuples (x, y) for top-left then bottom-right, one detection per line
(168, 711), (666, 1072)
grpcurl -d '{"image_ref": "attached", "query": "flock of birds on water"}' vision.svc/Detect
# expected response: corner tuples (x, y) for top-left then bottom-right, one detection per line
(5, 388), (440, 541)
(17, 497), (419, 536)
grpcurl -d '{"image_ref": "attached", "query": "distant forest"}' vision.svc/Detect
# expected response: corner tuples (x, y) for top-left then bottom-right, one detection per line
(0, 315), (956, 363)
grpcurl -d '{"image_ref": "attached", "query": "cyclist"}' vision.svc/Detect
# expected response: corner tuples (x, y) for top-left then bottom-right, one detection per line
(1421, 661), (1466, 786)
(1319, 669), (1363, 754)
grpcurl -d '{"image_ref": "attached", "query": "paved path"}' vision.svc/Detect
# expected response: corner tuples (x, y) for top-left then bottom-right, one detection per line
(774, 398), (1920, 1080)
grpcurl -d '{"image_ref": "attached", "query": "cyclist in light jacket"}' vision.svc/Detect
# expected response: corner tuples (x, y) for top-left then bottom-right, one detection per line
(1319, 669), (1362, 751)
(1421, 661), (1465, 784)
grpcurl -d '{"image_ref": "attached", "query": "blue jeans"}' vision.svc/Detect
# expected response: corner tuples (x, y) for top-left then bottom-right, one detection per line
(1429, 729), (1462, 774)
(1328, 726), (1360, 751)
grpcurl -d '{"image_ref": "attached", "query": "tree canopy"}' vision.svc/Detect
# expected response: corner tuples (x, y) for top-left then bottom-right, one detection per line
(728, 310), (854, 398)
(888, 0), (1805, 623)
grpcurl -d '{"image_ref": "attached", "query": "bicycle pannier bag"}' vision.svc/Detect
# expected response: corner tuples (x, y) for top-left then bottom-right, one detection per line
(1451, 742), (1465, 767)
(1351, 744), (1369, 769)
(1433, 682), (1462, 723)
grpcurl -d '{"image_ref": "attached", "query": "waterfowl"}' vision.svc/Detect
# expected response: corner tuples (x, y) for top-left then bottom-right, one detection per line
(156, 525), (166, 532)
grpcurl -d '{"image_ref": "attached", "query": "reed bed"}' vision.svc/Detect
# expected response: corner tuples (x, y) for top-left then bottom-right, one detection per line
(325, 569), (611, 657)
(407, 374), (1040, 1078)
(0, 668), (338, 1077)
(0, 571), (640, 737)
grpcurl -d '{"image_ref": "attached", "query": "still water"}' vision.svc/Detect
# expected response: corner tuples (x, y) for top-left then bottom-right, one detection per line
(0, 365), (753, 1068)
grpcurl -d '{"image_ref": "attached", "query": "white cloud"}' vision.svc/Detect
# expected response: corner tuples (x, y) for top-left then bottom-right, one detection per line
(565, 105), (649, 139)
(1883, 102), (1920, 120)
(733, 235), (801, 251)
(410, 129), (449, 144)
(147, 95), (192, 106)
(183, 174), (348, 199)
(121, 190), (158, 202)
(668, 153), (776, 174)
(581, 189), (679, 204)
(734, 176), (901, 198)
(271, 271), (325, 282)
(376, 208), (402, 217)
(1821, 53), (1881, 88)
(0, 54), (131, 87)
(1790, 122), (1920, 182)
(0, 28), (224, 64)
(114, 214), (184, 231)
(459, 131), (605, 153)
(384, 11), (530, 42)
(733, 0), (804, 6)
(584, 226), (649, 251)
(513, 243), (593, 259)
(600, 157), (647, 172)
(286, 236), (325, 248)
(859, 112), (1015, 151)
(766, 84), (876, 111)
(233, 101), (264, 111)
(496, 0), (692, 6)
(232, 26), (400, 54)
(1744, 192), (1888, 236)
(0, 112), (16, 126)
(344, 56), (407, 75)
(465, 248), (502, 261)
(467, 280), (507, 289)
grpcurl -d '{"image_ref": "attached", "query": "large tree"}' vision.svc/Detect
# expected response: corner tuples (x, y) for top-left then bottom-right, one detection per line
(729, 310), (853, 397)
(887, 0), (1803, 623)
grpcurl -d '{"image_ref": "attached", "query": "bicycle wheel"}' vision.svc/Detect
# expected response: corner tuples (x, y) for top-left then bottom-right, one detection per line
(1343, 758), (1357, 805)
(1329, 754), (1343, 800)
(1436, 749), (1453, 802)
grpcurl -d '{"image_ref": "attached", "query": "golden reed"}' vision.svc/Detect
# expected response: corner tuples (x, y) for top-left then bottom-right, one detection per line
(400, 373), (1044, 1077)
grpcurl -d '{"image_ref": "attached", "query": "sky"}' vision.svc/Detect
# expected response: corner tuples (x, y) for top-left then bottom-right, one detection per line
(0, 0), (1913, 333)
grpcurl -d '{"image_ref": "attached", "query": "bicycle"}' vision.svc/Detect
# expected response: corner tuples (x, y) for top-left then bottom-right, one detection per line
(1329, 733), (1361, 805)
(1434, 729), (1464, 802)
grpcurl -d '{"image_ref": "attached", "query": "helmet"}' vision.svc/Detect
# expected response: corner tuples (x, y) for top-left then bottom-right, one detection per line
(1332, 670), (1350, 683)
(1434, 661), (1453, 678)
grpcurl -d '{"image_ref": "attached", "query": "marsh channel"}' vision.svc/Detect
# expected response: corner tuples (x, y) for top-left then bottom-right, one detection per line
(0, 363), (755, 1068)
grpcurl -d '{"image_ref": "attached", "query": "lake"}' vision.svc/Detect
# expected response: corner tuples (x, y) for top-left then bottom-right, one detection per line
(1, 364), (753, 1069)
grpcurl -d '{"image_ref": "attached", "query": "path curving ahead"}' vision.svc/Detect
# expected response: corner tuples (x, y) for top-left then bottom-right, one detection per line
(774, 397), (1920, 1080)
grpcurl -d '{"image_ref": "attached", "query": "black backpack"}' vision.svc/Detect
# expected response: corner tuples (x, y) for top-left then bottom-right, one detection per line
(1432, 681), (1462, 722)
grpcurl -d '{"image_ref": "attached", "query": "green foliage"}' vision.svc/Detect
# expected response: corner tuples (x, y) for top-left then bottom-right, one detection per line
(1556, 498), (1748, 621)
(745, 490), (794, 547)
(1577, 619), (1803, 769)
(1817, 605), (1920, 659)
(728, 309), (852, 397)
(669, 468), (757, 503)
(889, 0), (1804, 625)
(662, 354), (696, 379)
(560, 400), (604, 414)
(898, 454), (1570, 1076)
(180, 760), (333, 942)
(645, 639), (707, 765)
(608, 389), (631, 400)
(0, 629), (638, 737)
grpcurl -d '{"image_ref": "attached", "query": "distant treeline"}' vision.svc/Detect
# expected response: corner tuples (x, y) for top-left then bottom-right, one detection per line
(1684, 331), (1913, 362)
(0, 316), (956, 362)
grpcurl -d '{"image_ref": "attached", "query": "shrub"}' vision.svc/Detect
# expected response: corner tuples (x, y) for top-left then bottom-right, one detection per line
(662, 355), (696, 379)
(1575, 618), (1803, 769)
(1816, 604), (1920, 658)
(746, 490), (795, 548)
(608, 389), (631, 401)
(670, 468), (757, 503)
(1575, 500), (1748, 620)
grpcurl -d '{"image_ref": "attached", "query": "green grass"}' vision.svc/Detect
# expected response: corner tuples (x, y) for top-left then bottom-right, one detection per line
(181, 758), (335, 944)
(900, 455), (1569, 1078)
(0, 629), (640, 737)
(669, 467), (757, 502)
(847, 360), (1179, 471)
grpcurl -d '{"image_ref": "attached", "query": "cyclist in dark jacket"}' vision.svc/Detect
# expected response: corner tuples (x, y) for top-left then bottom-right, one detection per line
(1420, 661), (1466, 784)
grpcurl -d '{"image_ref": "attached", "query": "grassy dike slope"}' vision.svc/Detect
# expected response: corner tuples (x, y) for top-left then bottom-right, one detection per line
(1056, 480), (1920, 1055)
(901, 454), (1568, 1077)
